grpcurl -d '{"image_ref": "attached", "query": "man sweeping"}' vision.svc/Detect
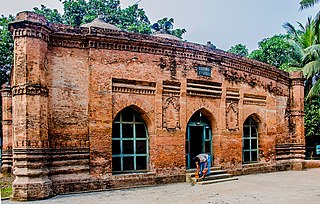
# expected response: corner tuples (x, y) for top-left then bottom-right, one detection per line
(193, 154), (211, 179)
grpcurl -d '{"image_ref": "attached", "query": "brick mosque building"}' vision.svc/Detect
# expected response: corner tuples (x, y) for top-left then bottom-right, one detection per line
(1, 12), (305, 201)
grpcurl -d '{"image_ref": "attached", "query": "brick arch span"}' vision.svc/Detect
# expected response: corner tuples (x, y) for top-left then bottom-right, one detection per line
(187, 107), (218, 133)
(243, 112), (264, 131)
(112, 96), (155, 135)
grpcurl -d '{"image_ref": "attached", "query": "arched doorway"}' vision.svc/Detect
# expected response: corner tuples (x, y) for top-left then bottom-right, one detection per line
(112, 107), (148, 173)
(186, 110), (212, 169)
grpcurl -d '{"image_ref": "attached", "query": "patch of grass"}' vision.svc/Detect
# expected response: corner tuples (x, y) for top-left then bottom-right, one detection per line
(1, 186), (12, 198)
(1, 175), (13, 198)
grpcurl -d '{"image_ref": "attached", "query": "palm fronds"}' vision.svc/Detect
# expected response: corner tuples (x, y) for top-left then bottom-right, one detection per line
(307, 78), (320, 98)
(299, 0), (320, 10)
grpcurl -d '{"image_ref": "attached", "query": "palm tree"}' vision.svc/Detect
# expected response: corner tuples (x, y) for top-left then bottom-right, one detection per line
(284, 16), (320, 98)
(299, 0), (320, 48)
(300, 0), (320, 10)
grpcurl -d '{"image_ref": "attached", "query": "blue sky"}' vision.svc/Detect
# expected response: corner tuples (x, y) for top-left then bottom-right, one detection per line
(1, 0), (319, 51)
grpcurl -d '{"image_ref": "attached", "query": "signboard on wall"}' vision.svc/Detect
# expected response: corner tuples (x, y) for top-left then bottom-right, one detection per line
(197, 66), (212, 77)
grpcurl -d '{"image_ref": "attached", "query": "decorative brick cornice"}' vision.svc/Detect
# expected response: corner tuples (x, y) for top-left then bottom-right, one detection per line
(289, 110), (305, 117)
(291, 79), (304, 86)
(219, 67), (287, 96)
(47, 24), (290, 86)
(289, 71), (305, 87)
(186, 79), (222, 98)
(15, 140), (49, 149)
(2, 146), (12, 151)
(9, 12), (290, 87)
(12, 27), (50, 41)
(112, 78), (156, 95)
(163, 81), (181, 96)
(1, 91), (12, 97)
(14, 139), (89, 149)
(12, 84), (49, 97)
(9, 20), (51, 42)
(243, 93), (267, 106)
(2, 120), (12, 125)
(1, 84), (12, 97)
(49, 139), (90, 149)
(243, 100), (267, 106)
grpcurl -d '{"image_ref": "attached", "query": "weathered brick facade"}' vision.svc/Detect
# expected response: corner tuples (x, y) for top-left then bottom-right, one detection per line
(2, 11), (305, 201)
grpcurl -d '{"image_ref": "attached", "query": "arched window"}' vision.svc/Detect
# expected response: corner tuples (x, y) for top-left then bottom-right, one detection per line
(112, 107), (148, 173)
(242, 117), (258, 163)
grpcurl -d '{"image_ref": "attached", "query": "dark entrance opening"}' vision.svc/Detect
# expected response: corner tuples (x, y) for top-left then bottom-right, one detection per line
(189, 126), (204, 168)
(186, 110), (212, 169)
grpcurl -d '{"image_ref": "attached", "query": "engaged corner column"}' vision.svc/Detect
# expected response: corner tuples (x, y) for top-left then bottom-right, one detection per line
(1, 84), (13, 174)
(289, 71), (305, 170)
(9, 11), (53, 201)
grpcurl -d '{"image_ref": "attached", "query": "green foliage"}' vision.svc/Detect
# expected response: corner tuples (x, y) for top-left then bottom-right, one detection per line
(284, 16), (320, 98)
(248, 49), (264, 61)
(305, 97), (320, 137)
(33, 5), (63, 23)
(227, 44), (248, 57)
(32, 0), (185, 38)
(116, 4), (151, 34)
(1, 186), (12, 198)
(308, 78), (320, 99)
(61, 0), (122, 26)
(300, 0), (320, 9)
(154, 17), (186, 39)
(34, 0), (151, 34)
(283, 17), (319, 48)
(0, 176), (12, 198)
(248, 34), (293, 70)
(170, 28), (187, 39)
(61, 0), (88, 26)
(0, 15), (14, 86)
(285, 10), (320, 143)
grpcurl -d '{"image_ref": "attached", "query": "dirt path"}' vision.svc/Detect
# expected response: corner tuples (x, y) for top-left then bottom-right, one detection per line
(3, 168), (320, 204)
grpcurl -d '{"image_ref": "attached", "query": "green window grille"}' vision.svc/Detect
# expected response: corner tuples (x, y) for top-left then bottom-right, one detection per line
(242, 117), (258, 163)
(112, 107), (148, 173)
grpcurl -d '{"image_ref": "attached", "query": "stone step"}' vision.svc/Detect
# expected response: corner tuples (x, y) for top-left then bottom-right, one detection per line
(187, 166), (238, 185)
(186, 167), (232, 183)
(195, 177), (239, 185)
(187, 169), (228, 178)
(186, 166), (222, 173)
(192, 173), (232, 182)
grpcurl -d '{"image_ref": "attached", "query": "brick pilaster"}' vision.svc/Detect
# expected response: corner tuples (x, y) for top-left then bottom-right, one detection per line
(9, 11), (53, 201)
(1, 84), (13, 174)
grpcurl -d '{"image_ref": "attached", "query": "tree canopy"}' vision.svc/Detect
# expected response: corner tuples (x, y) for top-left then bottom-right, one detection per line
(32, 0), (186, 38)
(152, 17), (186, 39)
(0, 15), (14, 86)
(247, 34), (293, 70)
(227, 44), (248, 57)
(226, 5), (320, 140)
(283, 16), (320, 99)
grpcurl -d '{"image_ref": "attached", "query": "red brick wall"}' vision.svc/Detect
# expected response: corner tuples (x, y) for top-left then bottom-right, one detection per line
(43, 45), (293, 173)
(6, 12), (305, 200)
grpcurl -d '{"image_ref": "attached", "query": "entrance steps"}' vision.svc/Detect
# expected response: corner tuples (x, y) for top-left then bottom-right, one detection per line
(186, 166), (238, 185)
